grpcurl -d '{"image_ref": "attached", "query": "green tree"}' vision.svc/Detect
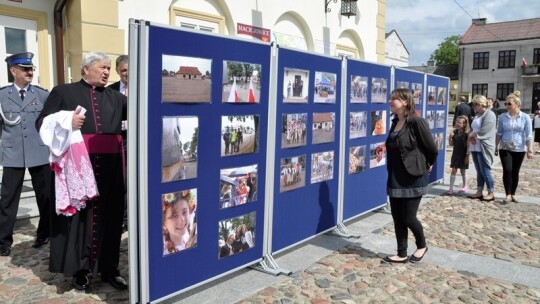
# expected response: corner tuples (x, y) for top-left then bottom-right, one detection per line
(429, 35), (461, 65)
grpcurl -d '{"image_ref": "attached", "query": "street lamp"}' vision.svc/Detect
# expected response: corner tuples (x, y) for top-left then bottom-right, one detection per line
(325, 0), (358, 18)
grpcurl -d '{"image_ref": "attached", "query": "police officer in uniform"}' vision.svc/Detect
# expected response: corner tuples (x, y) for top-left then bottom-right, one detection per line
(0, 52), (51, 256)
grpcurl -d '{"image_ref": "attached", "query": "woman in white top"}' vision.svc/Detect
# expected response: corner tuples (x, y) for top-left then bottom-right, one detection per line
(534, 101), (540, 154)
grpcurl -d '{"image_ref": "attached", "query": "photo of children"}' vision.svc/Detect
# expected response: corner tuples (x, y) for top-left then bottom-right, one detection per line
(218, 212), (256, 259)
(221, 115), (259, 156)
(282, 113), (308, 149)
(162, 116), (198, 183)
(350, 75), (368, 103)
(311, 151), (334, 183)
(312, 112), (336, 144)
(369, 143), (386, 168)
(283, 68), (309, 103)
(437, 87), (446, 105)
(436, 110), (446, 129)
(313, 71), (337, 103)
(219, 164), (258, 209)
(222, 60), (261, 103)
(280, 155), (306, 192)
(371, 77), (387, 103)
(427, 85), (437, 105)
(412, 83), (423, 104)
(162, 188), (197, 256)
(162, 54), (211, 103)
(371, 110), (387, 136)
(349, 145), (367, 174)
(426, 110), (435, 129)
(349, 111), (367, 139)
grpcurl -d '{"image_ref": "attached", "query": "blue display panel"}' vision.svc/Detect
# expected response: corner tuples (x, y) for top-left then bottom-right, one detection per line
(425, 74), (449, 183)
(395, 67), (426, 116)
(271, 48), (341, 252)
(145, 25), (270, 301)
(342, 59), (392, 220)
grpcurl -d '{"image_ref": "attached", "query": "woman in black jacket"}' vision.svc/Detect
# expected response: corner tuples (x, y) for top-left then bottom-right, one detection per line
(383, 88), (438, 264)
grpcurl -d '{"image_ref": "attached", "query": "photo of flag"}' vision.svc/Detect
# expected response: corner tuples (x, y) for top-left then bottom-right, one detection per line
(248, 77), (256, 103)
(227, 77), (239, 103)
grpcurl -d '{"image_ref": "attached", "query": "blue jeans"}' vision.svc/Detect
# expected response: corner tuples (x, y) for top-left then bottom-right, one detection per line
(471, 151), (494, 192)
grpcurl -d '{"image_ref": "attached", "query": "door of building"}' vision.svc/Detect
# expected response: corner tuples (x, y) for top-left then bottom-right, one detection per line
(0, 14), (39, 85)
(533, 82), (540, 113)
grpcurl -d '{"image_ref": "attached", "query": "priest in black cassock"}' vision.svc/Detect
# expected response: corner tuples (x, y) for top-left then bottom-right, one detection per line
(36, 52), (128, 291)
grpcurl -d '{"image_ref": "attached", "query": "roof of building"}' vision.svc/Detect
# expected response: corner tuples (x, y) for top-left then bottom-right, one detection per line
(177, 66), (202, 75)
(385, 29), (410, 55)
(461, 18), (540, 45)
(406, 64), (458, 80)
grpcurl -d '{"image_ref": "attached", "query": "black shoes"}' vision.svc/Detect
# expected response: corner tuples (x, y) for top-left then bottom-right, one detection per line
(381, 256), (408, 264)
(409, 247), (428, 263)
(102, 274), (128, 290)
(0, 246), (11, 256)
(32, 237), (49, 248)
(73, 272), (89, 290)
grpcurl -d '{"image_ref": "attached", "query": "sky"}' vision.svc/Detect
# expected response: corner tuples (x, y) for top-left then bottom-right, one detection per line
(385, 0), (540, 66)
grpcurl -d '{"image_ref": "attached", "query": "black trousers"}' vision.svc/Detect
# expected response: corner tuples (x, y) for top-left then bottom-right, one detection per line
(499, 150), (526, 196)
(389, 196), (425, 257)
(0, 165), (51, 247)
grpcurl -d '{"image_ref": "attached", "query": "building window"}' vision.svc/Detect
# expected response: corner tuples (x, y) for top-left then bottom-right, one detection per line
(472, 84), (488, 96)
(496, 83), (514, 100)
(533, 48), (540, 65)
(498, 50), (515, 68)
(170, 8), (224, 34)
(473, 52), (489, 69)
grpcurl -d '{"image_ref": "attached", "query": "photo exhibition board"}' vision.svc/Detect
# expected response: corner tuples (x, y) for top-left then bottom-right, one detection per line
(343, 59), (392, 220)
(271, 47), (341, 253)
(394, 67), (426, 117)
(425, 74), (449, 184)
(144, 24), (270, 301)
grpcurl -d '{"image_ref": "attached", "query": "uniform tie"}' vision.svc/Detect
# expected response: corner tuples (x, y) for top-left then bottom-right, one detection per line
(19, 89), (25, 101)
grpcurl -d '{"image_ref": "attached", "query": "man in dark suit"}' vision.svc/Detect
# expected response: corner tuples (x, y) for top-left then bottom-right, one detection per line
(0, 52), (51, 256)
(453, 95), (473, 127)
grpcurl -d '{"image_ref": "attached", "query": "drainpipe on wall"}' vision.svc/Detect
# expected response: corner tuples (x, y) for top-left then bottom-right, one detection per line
(54, 0), (68, 85)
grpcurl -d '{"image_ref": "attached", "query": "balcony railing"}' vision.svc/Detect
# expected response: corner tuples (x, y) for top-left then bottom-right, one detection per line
(522, 65), (540, 76)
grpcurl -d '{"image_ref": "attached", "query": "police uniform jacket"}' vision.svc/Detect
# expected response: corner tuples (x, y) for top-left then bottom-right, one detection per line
(0, 84), (49, 167)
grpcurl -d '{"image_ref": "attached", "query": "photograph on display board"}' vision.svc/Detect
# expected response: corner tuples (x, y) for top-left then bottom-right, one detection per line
(162, 54), (211, 103)
(396, 81), (409, 89)
(312, 112), (336, 144)
(313, 71), (337, 103)
(427, 86), (437, 105)
(218, 212), (256, 259)
(283, 67), (309, 103)
(426, 110), (435, 129)
(162, 188), (198, 256)
(436, 110), (446, 128)
(412, 83), (423, 104)
(222, 60), (261, 103)
(371, 77), (388, 103)
(349, 111), (367, 139)
(415, 109), (422, 117)
(434, 133), (444, 150)
(162, 116), (198, 183)
(371, 110), (387, 136)
(350, 75), (368, 103)
(219, 164), (258, 209)
(369, 142), (386, 168)
(280, 155), (306, 192)
(221, 115), (259, 156)
(349, 145), (367, 174)
(282, 113), (308, 149)
(437, 87), (446, 105)
(310, 150), (334, 184)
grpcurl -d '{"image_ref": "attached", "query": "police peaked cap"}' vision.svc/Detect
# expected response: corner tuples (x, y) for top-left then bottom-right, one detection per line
(5, 52), (35, 67)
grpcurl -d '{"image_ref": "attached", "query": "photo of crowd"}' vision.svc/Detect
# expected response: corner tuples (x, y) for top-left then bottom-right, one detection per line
(282, 113), (308, 149)
(396, 81), (409, 89)
(371, 77), (387, 103)
(312, 112), (335, 144)
(412, 83), (423, 104)
(280, 155), (306, 192)
(350, 75), (368, 103)
(283, 68), (309, 103)
(221, 115), (259, 156)
(218, 212), (256, 259)
(371, 110), (387, 136)
(219, 164), (258, 209)
(162, 189), (198, 256)
(433, 133), (444, 150)
(221, 60), (261, 103)
(313, 71), (336, 104)
(369, 143), (386, 168)
(427, 85), (437, 105)
(349, 111), (367, 139)
(436, 110), (446, 129)
(162, 116), (198, 183)
(162, 54), (211, 103)
(426, 110), (435, 129)
(349, 145), (367, 174)
(311, 151), (334, 184)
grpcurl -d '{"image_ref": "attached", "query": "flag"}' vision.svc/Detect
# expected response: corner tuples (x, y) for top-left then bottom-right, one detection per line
(227, 77), (239, 103)
(248, 77), (256, 103)
(522, 57), (528, 67)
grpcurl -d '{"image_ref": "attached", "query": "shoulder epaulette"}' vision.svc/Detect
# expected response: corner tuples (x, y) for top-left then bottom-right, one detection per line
(0, 85), (9, 90)
(32, 85), (49, 92)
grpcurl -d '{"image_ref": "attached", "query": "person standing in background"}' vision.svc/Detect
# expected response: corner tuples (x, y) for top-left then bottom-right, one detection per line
(534, 101), (540, 154)
(108, 55), (129, 233)
(0, 52), (51, 257)
(453, 95), (473, 127)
